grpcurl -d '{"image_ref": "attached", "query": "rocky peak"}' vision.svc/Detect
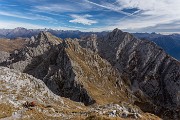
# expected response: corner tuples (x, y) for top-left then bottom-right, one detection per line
(106, 28), (124, 40)
(14, 27), (27, 31)
(112, 28), (123, 35)
(78, 34), (98, 53)
(0, 67), (160, 120)
(63, 38), (79, 48)
(97, 28), (180, 119)
(0, 32), (62, 72)
(0, 34), (133, 106)
(1, 29), (179, 119)
(35, 31), (62, 46)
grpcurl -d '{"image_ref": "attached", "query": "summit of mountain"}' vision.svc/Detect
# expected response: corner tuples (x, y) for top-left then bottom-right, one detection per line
(97, 28), (180, 119)
(1, 31), (134, 106)
(0, 66), (161, 119)
(0, 28), (179, 119)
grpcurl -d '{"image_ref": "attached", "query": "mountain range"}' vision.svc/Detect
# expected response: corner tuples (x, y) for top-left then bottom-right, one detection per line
(0, 27), (108, 39)
(0, 27), (179, 61)
(133, 33), (180, 60)
(0, 28), (179, 119)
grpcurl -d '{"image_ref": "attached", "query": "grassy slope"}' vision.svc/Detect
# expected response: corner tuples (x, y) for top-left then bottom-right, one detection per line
(0, 38), (27, 52)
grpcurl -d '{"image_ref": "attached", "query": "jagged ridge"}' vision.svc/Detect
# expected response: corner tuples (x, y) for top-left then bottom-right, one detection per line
(1, 32), (133, 106)
(95, 28), (180, 119)
(1, 29), (179, 119)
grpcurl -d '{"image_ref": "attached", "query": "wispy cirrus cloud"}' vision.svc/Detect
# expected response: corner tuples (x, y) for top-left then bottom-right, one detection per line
(69, 14), (97, 25)
(84, 0), (133, 16)
(0, 20), (87, 30)
(33, 1), (95, 13)
(83, 0), (180, 32)
(115, 0), (179, 16)
(0, 20), (45, 29)
(0, 0), (180, 33)
(115, 0), (180, 31)
(0, 11), (57, 22)
(34, 4), (78, 13)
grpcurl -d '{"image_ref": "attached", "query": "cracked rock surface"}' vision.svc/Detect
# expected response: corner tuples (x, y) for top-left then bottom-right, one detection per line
(0, 29), (179, 119)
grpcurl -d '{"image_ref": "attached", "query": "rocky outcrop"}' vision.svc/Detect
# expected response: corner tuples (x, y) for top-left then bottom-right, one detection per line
(0, 67), (160, 120)
(0, 66), (63, 103)
(79, 34), (98, 53)
(0, 66), (66, 119)
(1, 31), (62, 71)
(56, 39), (131, 105)
(0, 51), (10, 63)
(25, 41), (95, 105)
(1, 29), (179, 119)
(133, 33), (180, 60)
(1, 32), (133, 106)
(94, 28), (180, 119)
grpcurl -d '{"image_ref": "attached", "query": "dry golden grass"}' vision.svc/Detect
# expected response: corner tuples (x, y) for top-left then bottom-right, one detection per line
(0, 103), (13, 119)
(0, 40), (161, 120)
(22, 109), (61, 120)
(86, 114), (161, 120)
(0, 38), (27, 52)
(140, 113), (162, 120)
(65, 41), (130, 105)
(63, 41), (162, 120)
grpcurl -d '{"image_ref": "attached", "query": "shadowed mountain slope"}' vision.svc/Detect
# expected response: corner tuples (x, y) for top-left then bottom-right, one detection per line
(95, 29), (180, 119)
(1, 29), (179, 119)
(1, 32), (134, 106)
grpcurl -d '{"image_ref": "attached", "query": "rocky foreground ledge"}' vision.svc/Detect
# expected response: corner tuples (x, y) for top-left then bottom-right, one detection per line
(0, 67), (160, 120)
(0, 28), (179, 119)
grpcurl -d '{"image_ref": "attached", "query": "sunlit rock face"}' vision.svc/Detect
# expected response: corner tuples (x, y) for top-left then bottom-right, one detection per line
(96, 28), (180, 119)
(0, 51), (9, 63)
(0, 29), (179, 119)
(0, 31), (132, 106)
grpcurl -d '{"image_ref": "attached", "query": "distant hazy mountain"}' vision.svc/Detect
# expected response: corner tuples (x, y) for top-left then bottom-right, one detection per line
(133, 33), (180, 60)
(1, 29), (179, 119)
(0, 27), (108, 39)
(0, 28), (179, 60)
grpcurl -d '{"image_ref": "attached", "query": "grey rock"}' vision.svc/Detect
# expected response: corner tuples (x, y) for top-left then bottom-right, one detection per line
(1, 31), (132, 106)
(0, 51), (10, 63)
(1, 29), (179, 119)
(79, 34), (98, 53)
(95, 28), (180, 118)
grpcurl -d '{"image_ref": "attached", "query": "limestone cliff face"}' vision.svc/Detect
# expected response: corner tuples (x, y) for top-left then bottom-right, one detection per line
(95, 28), (180, 118)
(1, 29), (179, 119)
(25, 41), (95, 105)
(1, 32), (132, 106)
(79, 34), (98, 53)
(0, 32), (93, 105)
(0, 51), (10, 63)
(0, 66), (161, 120)
(1, 32), (62, 72)
(59, 39), (131, 105)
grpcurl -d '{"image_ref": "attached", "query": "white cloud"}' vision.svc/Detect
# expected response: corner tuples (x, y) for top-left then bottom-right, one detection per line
(83, 0), (180, 32)
(1, 0), (179, 32)
(0, 20), (88, 31)
(0, 20), (46, 29)
(34, 1), (95, 13)
(116, 0), (180, 27)
(35, 4), (77, 13)
(84, 0), (131, 16)
(0, 11), (57, 22)
(69, 14), (97, 25)
(116, 0), (179, 16)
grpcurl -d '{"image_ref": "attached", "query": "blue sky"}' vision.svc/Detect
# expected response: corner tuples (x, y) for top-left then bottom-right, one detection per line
(0, 0), (180, 33)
